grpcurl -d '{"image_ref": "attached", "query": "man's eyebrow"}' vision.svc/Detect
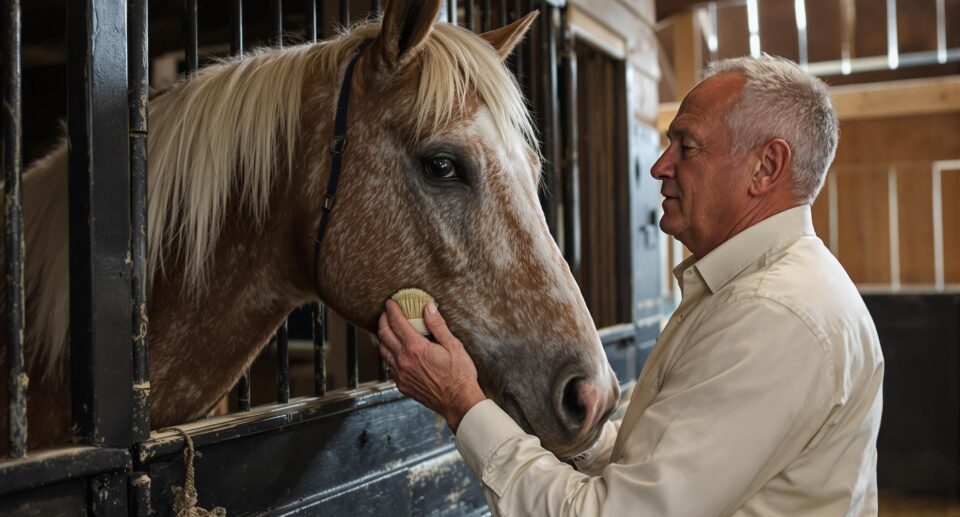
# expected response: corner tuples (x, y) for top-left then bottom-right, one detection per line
(665, 126), (692, 141)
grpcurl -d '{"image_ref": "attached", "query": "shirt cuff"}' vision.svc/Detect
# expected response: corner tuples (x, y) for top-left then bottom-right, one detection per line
(454, 399), (526, 480)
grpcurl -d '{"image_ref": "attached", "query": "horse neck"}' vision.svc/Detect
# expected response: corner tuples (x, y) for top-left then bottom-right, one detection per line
(147, 174), (319, 426)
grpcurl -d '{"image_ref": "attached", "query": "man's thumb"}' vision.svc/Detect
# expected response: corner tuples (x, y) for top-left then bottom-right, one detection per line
(424, 303), (455, 343)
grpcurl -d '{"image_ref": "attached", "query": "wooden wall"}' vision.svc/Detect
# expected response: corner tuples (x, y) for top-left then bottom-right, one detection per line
(811, 112), (960, 288)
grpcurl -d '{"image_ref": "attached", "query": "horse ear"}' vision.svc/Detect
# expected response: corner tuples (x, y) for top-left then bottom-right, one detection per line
(374, 0), (442, 70)
(480, 10), (539, 60)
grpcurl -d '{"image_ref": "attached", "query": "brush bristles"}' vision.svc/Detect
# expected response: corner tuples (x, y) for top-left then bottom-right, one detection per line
(390, 288), (436, 320)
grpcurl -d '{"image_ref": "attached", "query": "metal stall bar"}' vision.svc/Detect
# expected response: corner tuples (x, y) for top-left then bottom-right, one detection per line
(498, 0), (507, 27)
(482, 0), (491, 31)
(230, 0), (253, 412)
(559, 14), (581, 282)
(539, 1), (560, 239)
(372, 0), (382, 16)
(347, 323), (358, 389)
(310, 0), (329, 401)
(447, 0), (457, 24)
(185, 0), (199, 75)
(276, 321), (290, 403)
(2, 0), (25, 459)
(271, 0), (283, 47)
(67, 0), (133, 449)
(271, 0), (292, 404)
(237, 369), (251, 410)
(313, 303), (328, 395)
(465, 0), (474, 30)
(342, 0), (359, 394)
(523, 0), (535, 99)
(232, 0), (243, 55)
(129, 0), (150, 443)
(508, 0), (523, 85)
(307, 0), (317, 42)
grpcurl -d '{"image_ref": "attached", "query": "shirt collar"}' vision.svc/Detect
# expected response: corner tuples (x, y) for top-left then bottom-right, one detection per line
(673, 205), (817, 294)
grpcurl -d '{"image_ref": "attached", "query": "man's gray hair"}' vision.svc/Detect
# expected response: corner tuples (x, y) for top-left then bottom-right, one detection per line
(704, 55), (839, 204)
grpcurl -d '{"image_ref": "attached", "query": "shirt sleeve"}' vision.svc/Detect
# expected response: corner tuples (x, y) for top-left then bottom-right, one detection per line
(454, 297), (836, 517)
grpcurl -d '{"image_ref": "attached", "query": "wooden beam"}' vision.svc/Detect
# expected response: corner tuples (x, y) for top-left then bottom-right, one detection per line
(671, 10), (700, 99)
(829, 76), (960, 121)
(657, 76), (960, 133)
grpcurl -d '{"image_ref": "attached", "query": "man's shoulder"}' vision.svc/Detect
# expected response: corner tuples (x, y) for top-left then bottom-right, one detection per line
(726, 236), (870, 341)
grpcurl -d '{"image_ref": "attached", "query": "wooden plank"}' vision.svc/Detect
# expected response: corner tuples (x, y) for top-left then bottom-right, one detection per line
(671, 10), (699, 98)
(836, 167), (891, 284)
(833, 113), (960, 164)
(829, 77), (960, 121)
(657, 78), (960, 133)
(943, 168), (960, 284)
(896, 164), (935, 284)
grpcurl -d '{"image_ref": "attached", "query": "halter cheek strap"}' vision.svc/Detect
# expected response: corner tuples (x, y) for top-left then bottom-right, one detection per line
(313, 40), (372, 294)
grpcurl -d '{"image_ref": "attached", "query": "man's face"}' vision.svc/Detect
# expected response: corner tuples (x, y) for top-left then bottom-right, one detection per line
(651, 73), (754, 257)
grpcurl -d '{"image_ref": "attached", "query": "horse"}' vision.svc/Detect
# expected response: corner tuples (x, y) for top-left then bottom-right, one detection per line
(0, 0), (619, 460)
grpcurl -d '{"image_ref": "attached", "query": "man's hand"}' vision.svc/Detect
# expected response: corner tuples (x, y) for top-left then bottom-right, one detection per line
(377, 300), (486, 432)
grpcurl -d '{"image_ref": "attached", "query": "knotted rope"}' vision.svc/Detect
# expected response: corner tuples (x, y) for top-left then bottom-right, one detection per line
(165, 427), (227, 517)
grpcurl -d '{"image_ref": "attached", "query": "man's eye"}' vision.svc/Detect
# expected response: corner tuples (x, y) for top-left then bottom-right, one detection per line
(424, 157), (458, 181)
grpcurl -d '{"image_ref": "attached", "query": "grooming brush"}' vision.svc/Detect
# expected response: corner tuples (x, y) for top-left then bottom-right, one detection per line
(390, 288), (436, 336)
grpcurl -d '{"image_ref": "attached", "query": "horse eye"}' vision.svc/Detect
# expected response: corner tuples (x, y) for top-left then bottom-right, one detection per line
(423, 157), (458, 181)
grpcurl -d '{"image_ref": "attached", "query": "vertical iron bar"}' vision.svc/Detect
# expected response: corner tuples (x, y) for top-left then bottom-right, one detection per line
(378, 357), (389, 382)
(559, 16), (581, 281)
(313, 302), (327, 395)
(307, 0), (317, 42)
(523, 0), (535, 99)
(271, 0), (283, 47)
(481, 0), (491, 31)
(68, 0), (133, 449)
(340, 0), (350, 27)
(129, 0), (150, 443)
(347, 324), (358, 389)
(231, 0), (243, 55)
(185, 0), (198, 75)
(276, 320), (289, 403)
(237, 368), (251, 411)
(465, 0), (474, 30)
(372, 0), (381, 16)
(510, 0), (530, 76)
(3, 0), (25, 459)
(539, 2), (560, 239)
(447, 0), (457, 24)
(498, 0), (507, 27)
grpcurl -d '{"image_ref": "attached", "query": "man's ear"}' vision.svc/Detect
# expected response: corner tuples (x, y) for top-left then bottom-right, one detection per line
(749, 138), (792, 196)
(372, 0), (442, 71)
(480, 11), (538, 60)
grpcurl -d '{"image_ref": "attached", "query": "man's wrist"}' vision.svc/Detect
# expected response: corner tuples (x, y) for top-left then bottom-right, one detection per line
(445, 386), (486, 433)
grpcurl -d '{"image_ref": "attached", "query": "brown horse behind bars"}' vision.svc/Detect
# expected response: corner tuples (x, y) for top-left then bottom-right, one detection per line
(0, 0), (618, 459)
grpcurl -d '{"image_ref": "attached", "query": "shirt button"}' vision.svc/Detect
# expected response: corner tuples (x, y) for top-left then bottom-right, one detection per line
(678, 313), (685, 321)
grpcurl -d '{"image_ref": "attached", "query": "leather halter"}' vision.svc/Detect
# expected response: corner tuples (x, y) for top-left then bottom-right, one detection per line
(314, 40), (372, 293)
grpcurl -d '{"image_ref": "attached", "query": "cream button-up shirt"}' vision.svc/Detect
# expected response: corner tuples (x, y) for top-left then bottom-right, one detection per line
(455, 206), (884, 516)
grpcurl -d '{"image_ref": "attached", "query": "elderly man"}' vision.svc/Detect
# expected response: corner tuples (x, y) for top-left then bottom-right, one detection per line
(377, 56), (884, 516)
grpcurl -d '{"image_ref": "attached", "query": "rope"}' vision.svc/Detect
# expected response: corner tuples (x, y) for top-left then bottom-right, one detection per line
(165, 427), (227, 517)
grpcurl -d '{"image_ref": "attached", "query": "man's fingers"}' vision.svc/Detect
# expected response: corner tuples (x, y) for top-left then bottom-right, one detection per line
(377, 312), (402, 355)
(423, 303), (458, 348)
(386, 299), (427, 345)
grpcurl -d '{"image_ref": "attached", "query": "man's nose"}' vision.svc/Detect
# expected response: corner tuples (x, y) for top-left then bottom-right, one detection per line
(650, 149), (674, 180)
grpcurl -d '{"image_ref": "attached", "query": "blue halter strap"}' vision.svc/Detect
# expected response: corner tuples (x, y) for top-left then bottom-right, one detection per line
(314, 39), (372, 292)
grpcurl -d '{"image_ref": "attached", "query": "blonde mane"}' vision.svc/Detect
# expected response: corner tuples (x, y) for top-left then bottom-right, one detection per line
(9, 18), (537, 381)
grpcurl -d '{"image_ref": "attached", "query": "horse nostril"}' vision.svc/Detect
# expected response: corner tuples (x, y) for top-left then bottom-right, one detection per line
(561, 377), (589, 425)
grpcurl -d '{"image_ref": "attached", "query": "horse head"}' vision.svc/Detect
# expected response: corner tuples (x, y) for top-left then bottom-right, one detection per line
(304, 0), (620, 457)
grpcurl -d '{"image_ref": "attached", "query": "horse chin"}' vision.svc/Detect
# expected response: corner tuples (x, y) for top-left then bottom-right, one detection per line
(497, 391), (609, 460)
